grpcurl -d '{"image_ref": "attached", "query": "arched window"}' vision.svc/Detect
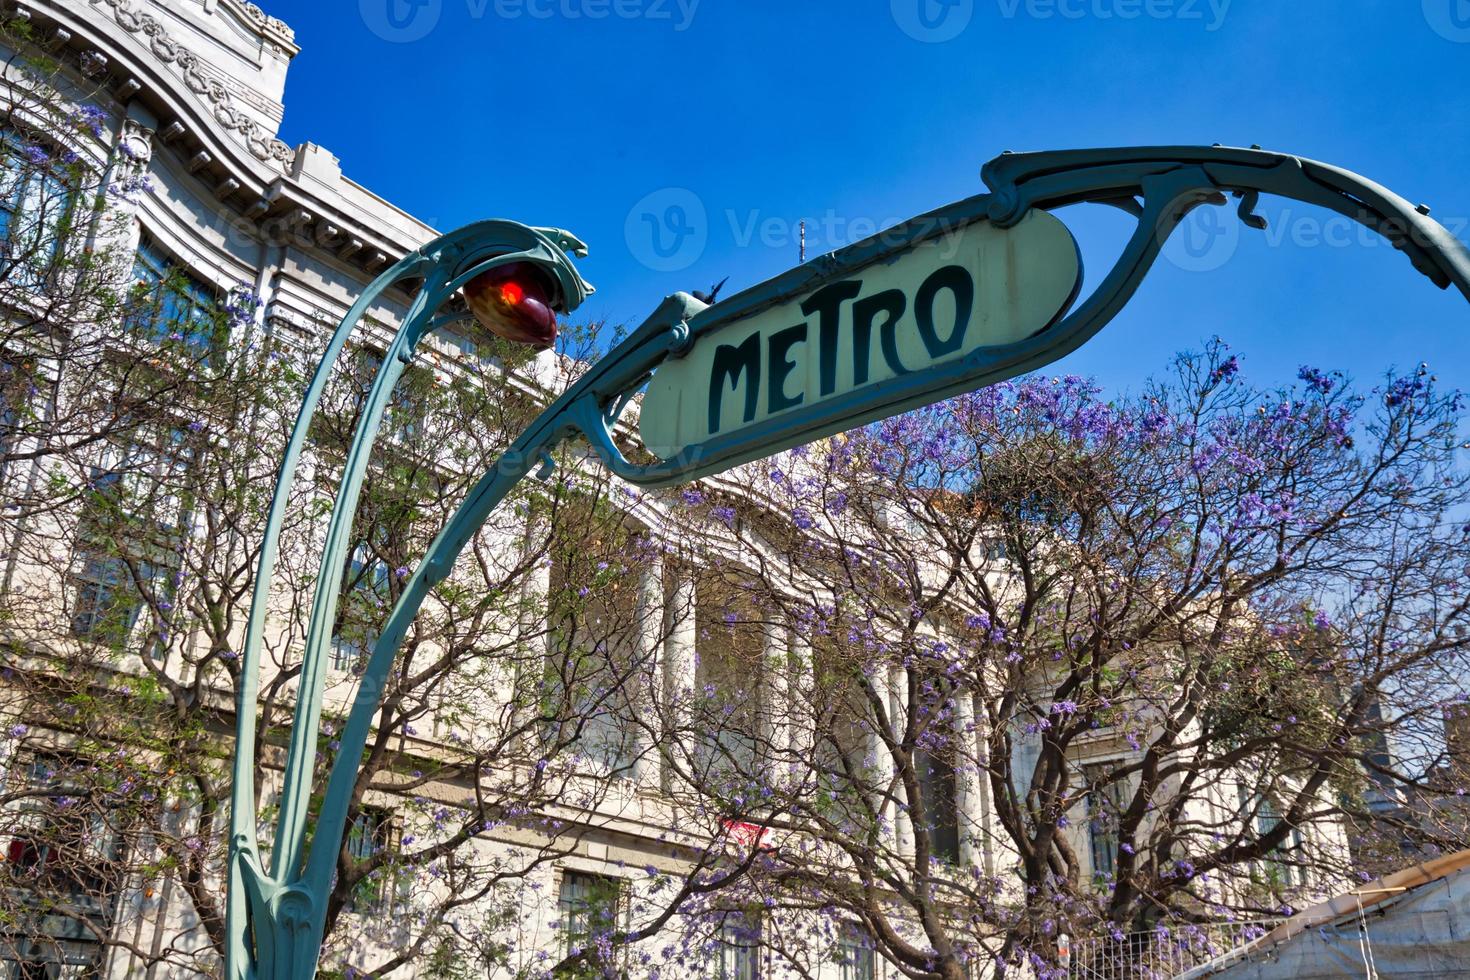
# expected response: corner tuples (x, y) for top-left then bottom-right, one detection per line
(127, 235), (222, 361)
(0, 130), (75, 287)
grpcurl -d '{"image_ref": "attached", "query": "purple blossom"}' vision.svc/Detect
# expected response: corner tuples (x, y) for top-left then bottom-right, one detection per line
(72, 104), (107, 138)
(1209, 355), (1240, 386)
(1297, 365), (1335, 395)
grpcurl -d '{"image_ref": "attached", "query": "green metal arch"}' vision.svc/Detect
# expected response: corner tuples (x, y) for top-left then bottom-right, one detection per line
(227, 146), (1470, 980)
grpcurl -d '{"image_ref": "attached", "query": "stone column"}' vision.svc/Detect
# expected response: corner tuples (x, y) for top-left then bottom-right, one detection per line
(90, 106), (155, 257)
(868, 662), (897, 845)
(788, 628), (815, 761)
(955, 688), (989, 871)
(891, 664), (915, 860)
(630, 556), (664, 789)
(973, 691), (997, 875)
(661, 568), (698, 794)
(763, 617), (791, 770)
(508, 519), (553, 748)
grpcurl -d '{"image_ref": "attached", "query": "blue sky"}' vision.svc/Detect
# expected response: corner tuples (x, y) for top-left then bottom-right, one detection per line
(274, 0), (1470, 397)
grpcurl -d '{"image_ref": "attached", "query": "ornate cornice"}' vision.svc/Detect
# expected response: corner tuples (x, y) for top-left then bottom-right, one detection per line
(231, 1), (294, 44)
(86, 0), (293, 171)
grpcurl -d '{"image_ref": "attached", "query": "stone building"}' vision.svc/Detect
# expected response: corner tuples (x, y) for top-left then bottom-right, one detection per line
(0, 3), (1350, 978)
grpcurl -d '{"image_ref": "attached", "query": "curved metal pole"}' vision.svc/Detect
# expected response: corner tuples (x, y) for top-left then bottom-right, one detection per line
(226, 221), (594, 980)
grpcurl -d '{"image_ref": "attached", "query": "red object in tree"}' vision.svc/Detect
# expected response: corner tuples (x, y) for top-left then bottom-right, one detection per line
(721, 819), (771, 850)
(7, 837), (42, 868)
(462, 261), (559, 349)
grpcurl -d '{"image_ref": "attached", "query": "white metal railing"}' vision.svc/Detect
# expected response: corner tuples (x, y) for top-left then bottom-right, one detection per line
(1067, 920), (1282, 979)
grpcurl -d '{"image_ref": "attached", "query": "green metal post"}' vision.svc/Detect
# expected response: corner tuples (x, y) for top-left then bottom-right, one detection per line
(225, 221), (601, 980)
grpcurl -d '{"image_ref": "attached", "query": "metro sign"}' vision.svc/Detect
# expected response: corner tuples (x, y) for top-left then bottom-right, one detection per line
(640, 210), (1082, 464)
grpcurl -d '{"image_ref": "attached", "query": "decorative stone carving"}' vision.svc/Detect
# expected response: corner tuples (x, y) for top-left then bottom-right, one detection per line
(86, 0), (295, 171)
(117, 116), (153, 166)
(234, 1), (294, 42)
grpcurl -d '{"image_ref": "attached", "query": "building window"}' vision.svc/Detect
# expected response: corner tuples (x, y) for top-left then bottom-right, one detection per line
(545, 543), (643, 777)
(557, 871), (623, 959)
(0, 131), (74, 287)
(915, 745), (961, 864)
(346, 349), (429, 446)
(345, 806), (401, 912)
(837, 925), (875, 980)
(128, 237), (221, 360)
(331, 539), (389, 672)
(1085, 763), (1129, 882)
(328, 636), (360, 673)
(712, 913), (761, 980)
(71, 551), (138, 642)
(1242, 789), (1307, 889)
(693, 599), (766, 777)
(69, 431), (189, 644)
(544, 643), (638, 776)
(70, 549), (172, 646)
(0, 358), (33, 489)
(88, 428), (196, 533)
(5, 753), (122, 907)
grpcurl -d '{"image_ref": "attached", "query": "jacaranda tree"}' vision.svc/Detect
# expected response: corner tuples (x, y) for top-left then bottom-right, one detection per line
(660, 340), (1470, 979)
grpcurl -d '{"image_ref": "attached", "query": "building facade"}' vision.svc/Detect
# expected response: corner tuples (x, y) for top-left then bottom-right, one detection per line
(0, 4), (1350, 979)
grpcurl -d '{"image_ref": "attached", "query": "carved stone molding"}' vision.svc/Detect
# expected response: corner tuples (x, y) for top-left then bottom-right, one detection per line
(117, 115), (153, 166)
(85, 0), (294, 171)
(232, 1), (294, 44)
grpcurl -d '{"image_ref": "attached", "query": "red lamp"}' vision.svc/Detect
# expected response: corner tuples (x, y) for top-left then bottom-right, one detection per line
(462, 261), (560, 349)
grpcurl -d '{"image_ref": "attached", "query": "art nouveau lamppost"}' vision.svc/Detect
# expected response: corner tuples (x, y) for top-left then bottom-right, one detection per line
(226, 146), (1470, 980)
